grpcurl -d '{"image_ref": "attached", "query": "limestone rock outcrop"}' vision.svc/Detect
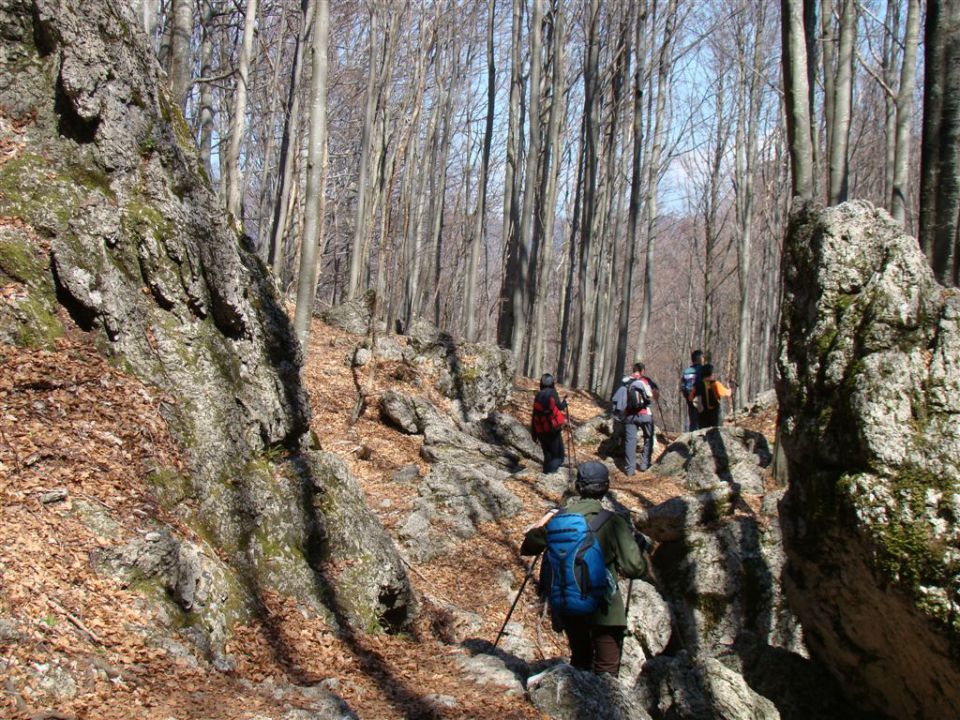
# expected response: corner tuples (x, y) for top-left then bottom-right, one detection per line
(778, 201), (960, 718)
(0, 0), (414, 661)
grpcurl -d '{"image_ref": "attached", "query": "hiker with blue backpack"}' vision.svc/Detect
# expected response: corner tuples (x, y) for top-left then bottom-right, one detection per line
(611, 363), (659, 474)
(531, 373), (568, 473)
(680, 350), (705, 432)
(520, 461), (650, 676)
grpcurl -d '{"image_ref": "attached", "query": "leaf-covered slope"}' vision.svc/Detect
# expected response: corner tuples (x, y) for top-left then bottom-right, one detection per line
(0, 0), (415, 660)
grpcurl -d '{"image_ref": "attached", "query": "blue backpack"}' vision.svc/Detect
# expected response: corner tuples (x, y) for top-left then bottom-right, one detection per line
(681, 365), (699, 400)
(539, 510), (613, 615)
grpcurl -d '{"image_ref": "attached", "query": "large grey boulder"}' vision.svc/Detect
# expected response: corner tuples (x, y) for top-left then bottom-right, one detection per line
(635, 485), (738, 542)
(527, 665), (654, 720)
(620, 579), (674, 682)
(643, 655), (780, 720)
(308, 452), (418, 632)
(654, 427), (771, 495)
(654, 514), (803, 662)
(319, 291), (375, 335)
(404, 317), (516, 421)
(777, 201), (960, 719)
(471, 411), (543, 462)
(399, 462), (522, 561)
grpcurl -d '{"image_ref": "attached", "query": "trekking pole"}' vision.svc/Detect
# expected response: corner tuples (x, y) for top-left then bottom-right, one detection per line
(493, 553), (541, 649)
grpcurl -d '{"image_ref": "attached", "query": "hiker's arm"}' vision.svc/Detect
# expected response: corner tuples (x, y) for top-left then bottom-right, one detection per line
(612, 516), (647, 578)
(520, 509), (556, 555)
(520, 526), (547, 556)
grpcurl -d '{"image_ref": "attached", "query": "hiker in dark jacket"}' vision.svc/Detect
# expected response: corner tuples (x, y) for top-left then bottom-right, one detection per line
(696, 363), (731, 428)
(521, 461), (649, 676)
(611, 363), (659, 474)
(681, 350), (705, 432)
(531, 373), (567, 474)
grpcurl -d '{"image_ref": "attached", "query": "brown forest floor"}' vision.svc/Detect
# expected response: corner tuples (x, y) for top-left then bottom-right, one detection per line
(0, 312), (776, 720)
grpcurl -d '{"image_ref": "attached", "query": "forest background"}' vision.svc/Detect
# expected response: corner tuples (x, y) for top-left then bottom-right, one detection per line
(139, 0), (946, 431)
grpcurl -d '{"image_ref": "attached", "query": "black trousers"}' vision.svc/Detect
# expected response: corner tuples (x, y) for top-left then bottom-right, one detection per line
(537, 429), (565, 473)
(561, 615), (625, 675)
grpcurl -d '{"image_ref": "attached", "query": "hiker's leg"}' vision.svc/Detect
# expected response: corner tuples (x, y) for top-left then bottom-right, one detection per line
(638, 421), (653, 470)
(623, 422), (638, 475)
(591, 626), (625, 675)
(546, 431), (564, 473)
(563, 616), (592, 670)
(686, 401), (699, 432)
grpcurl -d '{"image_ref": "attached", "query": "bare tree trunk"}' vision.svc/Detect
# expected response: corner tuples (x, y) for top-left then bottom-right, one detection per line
(496, 0), (524, 348)
(635, 0), (678, 361)
(465, 0), (496, 343)
(556, 121), (585, 383)
(781, 0), (816, 199)
(142, 0), (160, 43)
(735, 0), (767, 404)
(511, 0), (544, 360)
(827, 0), (856, 204)
(168, 0), (193, 109)
(292, 0), (329, 347)
(574, 0), (601, 386)
(614, 0), (647, 386)
(881, 0), (900, 209)
(919, 0), (960, 285)
(530, 0), (565, 374)
(269, 0), (312, 275)
(820, 0), (835, 180)
(197, 0), (217, 178)
(223, 0), (259, 228)
(891, 0), (920, 224)
(702, 70), (728, 356)
(347, 7), (382, 300)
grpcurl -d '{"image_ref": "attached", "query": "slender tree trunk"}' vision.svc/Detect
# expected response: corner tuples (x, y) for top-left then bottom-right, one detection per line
(820, 0), (835, 179)
(574, 0), (601, 386)
(557, 121), (585, 383)
(781, 0), (816, 199)
(614, 0), (647, 386)
(919, 0), (960, 285)
(464, 0), (496, 343)
(891, 0), (920, 224)
(292, 0), (329, 347)
(168, 0), (193, 109)
(735, 0), (766, 404)
(269, 0), (312, 274)
(347, 7), (381, 300)
(882, 0), (899, 209)
(496, 0), (524, 347)
(635, 0), (678, 361)
(223, 0), (259, 228)
(142, 0), (160, 43)
(529, 0), (564, 374)
(511, 0), (543, 359)
(827, 0), (856, 204)
(197, 0), (217, 178)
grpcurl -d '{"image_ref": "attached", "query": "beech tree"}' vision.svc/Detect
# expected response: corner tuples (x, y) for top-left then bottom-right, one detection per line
(292, 0), (329, 346)
(919, 0), (960, 285)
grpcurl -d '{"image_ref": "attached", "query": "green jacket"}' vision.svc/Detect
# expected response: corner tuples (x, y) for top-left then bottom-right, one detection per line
(520, 497), (647, 627)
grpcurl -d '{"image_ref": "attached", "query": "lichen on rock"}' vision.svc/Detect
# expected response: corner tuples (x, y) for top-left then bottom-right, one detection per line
(777, 200), (960, 719)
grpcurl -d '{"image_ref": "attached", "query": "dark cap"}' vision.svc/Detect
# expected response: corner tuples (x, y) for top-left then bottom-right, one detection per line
(540, 373), (555, 389)
(575, 461), (610, 496)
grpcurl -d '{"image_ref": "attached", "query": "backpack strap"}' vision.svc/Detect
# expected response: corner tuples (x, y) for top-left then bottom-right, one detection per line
(587, 509), (613, 533)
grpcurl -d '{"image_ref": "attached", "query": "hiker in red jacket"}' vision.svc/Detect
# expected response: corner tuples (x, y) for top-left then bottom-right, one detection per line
(531, 373), (568, 473)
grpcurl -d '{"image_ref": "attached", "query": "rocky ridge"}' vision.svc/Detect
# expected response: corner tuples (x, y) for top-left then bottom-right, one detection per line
(777, 200), (960, 719)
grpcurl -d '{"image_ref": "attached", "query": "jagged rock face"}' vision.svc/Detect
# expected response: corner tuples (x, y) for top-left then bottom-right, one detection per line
(0, 0), (414, 655)
(654, 427), (772, 496)
(527, 665), (654, 720)
(778, 201), (960, 718)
